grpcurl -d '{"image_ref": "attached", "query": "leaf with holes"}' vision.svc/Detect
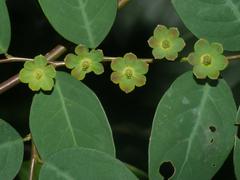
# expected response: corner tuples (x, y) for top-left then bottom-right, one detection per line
(172, 0), (240, 51)
(234, 107), (240, 180)
(38, 0), (117, 48)
(39, 148), (138, 180)
(0, 0), (11, 54)
(149, 71), (237, 180)
(30, 71), (115, 160)
(0, 119), (24, 180)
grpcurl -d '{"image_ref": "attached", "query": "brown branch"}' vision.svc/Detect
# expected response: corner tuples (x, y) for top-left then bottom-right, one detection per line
(227, 54), (240, 60)
(0, 45), (67, 94)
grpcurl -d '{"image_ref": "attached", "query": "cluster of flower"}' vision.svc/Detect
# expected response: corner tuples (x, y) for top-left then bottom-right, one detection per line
(19, 25), (228, 93)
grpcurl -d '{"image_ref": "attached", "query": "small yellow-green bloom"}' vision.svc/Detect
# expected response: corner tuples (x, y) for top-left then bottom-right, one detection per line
(148, 25), (185, 61)
(187, 39), (228, 79)
(64, 45), (104, 80)
(111, 53), (149, 93)
(19, 55), (56, 91)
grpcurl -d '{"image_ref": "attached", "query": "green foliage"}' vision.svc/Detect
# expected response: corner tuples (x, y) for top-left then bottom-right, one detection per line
(64, 44), (104, 80)
(1, 0), (240, 179)
(110, 53), (149, 93)
(234, 108), (240, 180)
(171, 0), (240, 51)
(0, 119), (24, 180)
(187, 39), (228, 79)
(148, 25), (185, 61)
(149, 71), (237, 180)
(39, 148), (138, 180)
(0, 0), (10, 54)
(38, 0), (117, 48)
(19, 55), (56, 91)
(30, 72), (115, 160)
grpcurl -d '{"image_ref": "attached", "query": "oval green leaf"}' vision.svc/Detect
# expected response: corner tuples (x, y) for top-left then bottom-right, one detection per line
(0, 119), (24, 180)
(0, 1), (11, 54)
(234, 107), (240, 180)
(38, 0), (117, 48)
(149, 71), (237, 180)
(30, 72), (115, 160)
(172, 0), (240, 51)
(39, 148), (137, 180)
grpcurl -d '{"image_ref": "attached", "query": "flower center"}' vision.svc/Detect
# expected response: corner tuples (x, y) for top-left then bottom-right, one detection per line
(81, 59), (91, 71)
(34, 69), (44, 80)
(201, 54), (212, 66)
(161, 40), (171, 49)
(124, 67), (134, 79)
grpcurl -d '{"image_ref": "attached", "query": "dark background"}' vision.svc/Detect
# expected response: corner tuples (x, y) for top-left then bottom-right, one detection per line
(1, 0), (240, 179)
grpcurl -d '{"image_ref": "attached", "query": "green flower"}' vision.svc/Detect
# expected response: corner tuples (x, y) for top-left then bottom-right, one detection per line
(148, 25), (185, 61)
(111, 53), (149, 93)
(187, 39), (228, 79)
(64, 45), (104, 80)
(19, 55), (56, 91)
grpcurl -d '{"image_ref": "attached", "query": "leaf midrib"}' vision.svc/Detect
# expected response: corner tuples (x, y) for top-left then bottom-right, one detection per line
(176, 85), (210, 178)
(77, 0), (95, 47)
(226, 0), (240, 22)
(55, 83), (78, 146)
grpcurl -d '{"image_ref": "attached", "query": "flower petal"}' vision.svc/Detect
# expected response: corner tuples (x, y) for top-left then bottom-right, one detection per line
(211, 42), (224, 54)
(173, 38), (185, 52)
(194, 39), (210, 52)
(75, 44), (89, 55)
(168, 27), (180, 39)
(64, 54), (80, 69)
(154, 25), (168, 38)
(44, 65), (56, 78)
(90, 49), (104, 62)
(152, 48), (165, 59)
(134, 61), (149, 74)
(110, 72), (123, 84)
(207, 70), (220, 80)
(187, 52), (198, 65)
(214, 55), (228, 70)
(24, 61), (36, 70)
(19, 69), (33, 83)
(119, 79), (135, 94)
(111, 58), (125, 71)
(124, 53), (137, 61)
(40, 78), (54, 91)
(193, 65), (207, 79)
(92, 63), (104, 75)
(134, 74), (146, 87)
(148, 37), (159, 48)
(165, 52), (178, 61)
(71, 67), (86, 80)
(34, 55), (48, 66)
(28, 80), (41, 91)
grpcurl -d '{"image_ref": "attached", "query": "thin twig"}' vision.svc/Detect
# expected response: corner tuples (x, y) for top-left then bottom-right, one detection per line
(0, 45), (67, 94)
(227, 54), (240, 60)
(0, 57), (32, 64)
(29, 143), (37, 180)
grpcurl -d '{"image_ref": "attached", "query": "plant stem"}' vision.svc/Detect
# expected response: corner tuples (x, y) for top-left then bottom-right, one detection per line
(29, 143), (37, 180)
(0, 45), (67, 94)
(227, 54), (240, 60)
